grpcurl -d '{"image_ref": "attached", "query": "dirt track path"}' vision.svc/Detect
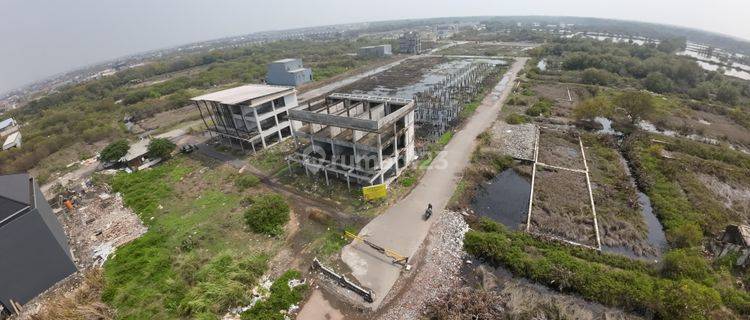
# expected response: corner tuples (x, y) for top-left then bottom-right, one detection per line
(335, 57), (528, 309)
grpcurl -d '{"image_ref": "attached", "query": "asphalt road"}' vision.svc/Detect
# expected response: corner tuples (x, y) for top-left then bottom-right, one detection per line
(339, 57), (528, 309)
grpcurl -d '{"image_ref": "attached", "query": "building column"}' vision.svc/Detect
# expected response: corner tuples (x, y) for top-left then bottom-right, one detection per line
(253, 108), (267, 148)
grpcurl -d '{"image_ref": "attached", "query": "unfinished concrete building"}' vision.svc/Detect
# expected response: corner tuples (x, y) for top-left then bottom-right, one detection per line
(414, 62), (495, 140)
(192, 84), (298, 153)
(287, 93), (416, 187)
(398, 32), (422, 54)
(266, 58), (313, 87)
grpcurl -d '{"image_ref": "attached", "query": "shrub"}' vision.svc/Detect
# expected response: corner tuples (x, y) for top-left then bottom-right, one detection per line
(99, 140), (129, 162)
(235, 173), (260, 190)
(525, 99), (553, 117)
(505, 113), (530, 124)
(671, 223), (703, 248)
(243, 194), (290, 236)
(662, 249), (715, 284)
(581, 68), (613, 85)
(241, 270), (308, 320)
(716, 84), (740, 105)
(572, 96), (613, 120)
(147, 138), (176, 159)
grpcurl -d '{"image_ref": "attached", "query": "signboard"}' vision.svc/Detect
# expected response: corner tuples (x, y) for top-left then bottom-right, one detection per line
(362, 184), (387, 200)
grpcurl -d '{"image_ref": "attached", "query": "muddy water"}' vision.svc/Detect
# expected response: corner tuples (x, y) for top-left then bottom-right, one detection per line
(470, 168), (531, 230)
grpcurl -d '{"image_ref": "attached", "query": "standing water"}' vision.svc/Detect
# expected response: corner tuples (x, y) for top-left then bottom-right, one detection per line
(602, 157), (668, 260)
(471, 168), (531, 230)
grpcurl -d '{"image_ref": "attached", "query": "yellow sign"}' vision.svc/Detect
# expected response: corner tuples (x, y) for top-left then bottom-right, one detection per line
(362, 184), (387, 200)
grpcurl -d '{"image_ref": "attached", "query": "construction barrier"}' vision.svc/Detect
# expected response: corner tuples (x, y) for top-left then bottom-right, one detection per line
(312, 258), (374, 303)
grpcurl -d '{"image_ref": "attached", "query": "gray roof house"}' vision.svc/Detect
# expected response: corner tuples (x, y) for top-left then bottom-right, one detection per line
(0, 173), (76, 315)
(266, 58), (313, 87)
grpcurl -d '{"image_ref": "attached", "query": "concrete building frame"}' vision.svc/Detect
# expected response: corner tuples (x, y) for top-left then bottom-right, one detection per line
(287, 93), (416, 188)
(191, 84), (299, 153)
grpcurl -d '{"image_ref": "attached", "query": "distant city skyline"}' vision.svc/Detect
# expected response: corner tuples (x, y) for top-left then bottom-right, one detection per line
(1, 0), (749, 93)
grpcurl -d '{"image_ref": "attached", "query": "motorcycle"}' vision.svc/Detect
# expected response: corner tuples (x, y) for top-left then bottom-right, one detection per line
(423, 203), (433, 220)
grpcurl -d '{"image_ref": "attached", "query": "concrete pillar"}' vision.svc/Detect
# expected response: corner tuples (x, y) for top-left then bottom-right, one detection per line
(253, 108), (267, 148)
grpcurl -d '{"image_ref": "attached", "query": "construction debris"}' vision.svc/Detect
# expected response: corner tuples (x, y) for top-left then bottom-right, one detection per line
(312, 258), (374, 303)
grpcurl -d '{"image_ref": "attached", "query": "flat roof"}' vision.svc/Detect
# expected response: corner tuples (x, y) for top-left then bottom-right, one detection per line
(273, 58), (298, 63)
(191, 84), (294, 105)
(4, 131), (19, 144)
(0, 118), (14, 130)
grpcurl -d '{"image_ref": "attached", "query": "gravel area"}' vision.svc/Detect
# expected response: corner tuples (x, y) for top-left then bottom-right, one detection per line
(377, 211), (469, 320)
(489, 123), (538, 161)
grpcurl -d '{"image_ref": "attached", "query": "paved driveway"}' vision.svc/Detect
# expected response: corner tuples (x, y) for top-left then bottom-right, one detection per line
(340, 58), (528, 308)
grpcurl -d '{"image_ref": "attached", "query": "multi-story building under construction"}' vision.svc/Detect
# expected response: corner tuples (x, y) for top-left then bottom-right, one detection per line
(286, 93), (416, 188)
(191, 84), (298, 153)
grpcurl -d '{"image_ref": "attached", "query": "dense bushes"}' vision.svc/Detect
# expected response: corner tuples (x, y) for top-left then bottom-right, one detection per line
(147, 137), (176, 159)
(463, 220), (735, 319)
(235, 173), (261, 190)
(243, 194), (290, 236)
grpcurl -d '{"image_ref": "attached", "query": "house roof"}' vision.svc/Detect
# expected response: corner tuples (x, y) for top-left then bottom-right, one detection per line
(0, 173), (32, 224)
(0, 118), (15, 130)
(272, 58), (298, 63)
(191, 84), (294, 105)
(122, 138), (150, 162)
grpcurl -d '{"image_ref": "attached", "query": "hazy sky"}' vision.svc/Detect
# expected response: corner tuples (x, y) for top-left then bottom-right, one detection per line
(1, 0), (749, 93)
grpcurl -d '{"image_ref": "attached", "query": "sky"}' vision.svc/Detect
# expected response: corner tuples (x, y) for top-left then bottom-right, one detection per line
(1, 0), (749, 94)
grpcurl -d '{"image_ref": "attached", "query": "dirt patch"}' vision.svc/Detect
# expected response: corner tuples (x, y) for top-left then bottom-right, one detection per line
(662, 109), (750, 150)
(537, 128), (586, 171)
(530, 167), (597, 247)
(531, 82), (589, 118)
(698, 173), (750, 220)
(438, 42), (532, 56)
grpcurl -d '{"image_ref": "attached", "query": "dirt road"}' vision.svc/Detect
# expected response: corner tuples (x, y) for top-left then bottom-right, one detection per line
(339, 57), (528, 309)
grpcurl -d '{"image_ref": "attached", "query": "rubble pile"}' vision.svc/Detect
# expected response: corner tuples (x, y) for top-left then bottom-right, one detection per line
(489, 123), (538, 161)
(378, 211), (469, 320)
(60, 183), (147, 269)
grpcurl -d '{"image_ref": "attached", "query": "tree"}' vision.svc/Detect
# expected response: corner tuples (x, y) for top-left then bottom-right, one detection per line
(572, 96), (613, 120)
(581, 68), (613, 86)
(716, 84), (740, 105)
(243, 194), (290, 236)
(614, 91), (655, 124)
(147, 138), (176, 159)
(656, 37), (687, 54)
(644, 72), (673, 93)
(687, 83), (711, 100)
(99, 140), (129, 163)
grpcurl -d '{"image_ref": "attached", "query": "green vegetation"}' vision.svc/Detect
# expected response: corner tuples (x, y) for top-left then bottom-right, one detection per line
(235, 173), (261, 190)
(536, 38), (750, 108)
(614, 91), (656, 124)
(505, 112), (531, 124)
(464, 219), (742, 319)
(525, 99), (553, 117)
(147, 138), (176, 159)
(103, 158), (278, 319)
(572, 96), (613, 120)
(1, 39), (384, 174)
(241, 270), (308, 320)
(99, 139), (129, 162)
(243, 194), (290, 236)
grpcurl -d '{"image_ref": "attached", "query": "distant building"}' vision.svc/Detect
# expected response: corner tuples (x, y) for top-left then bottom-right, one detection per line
(192, 84), (298, 153)
(357, 45), (392, 58)
(2, 132), (20, 150)
(398, 32), (422, 54)
(0, 118), (18, 138)
(266, 58), (313, 87)
(0, 173), (77, 315)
